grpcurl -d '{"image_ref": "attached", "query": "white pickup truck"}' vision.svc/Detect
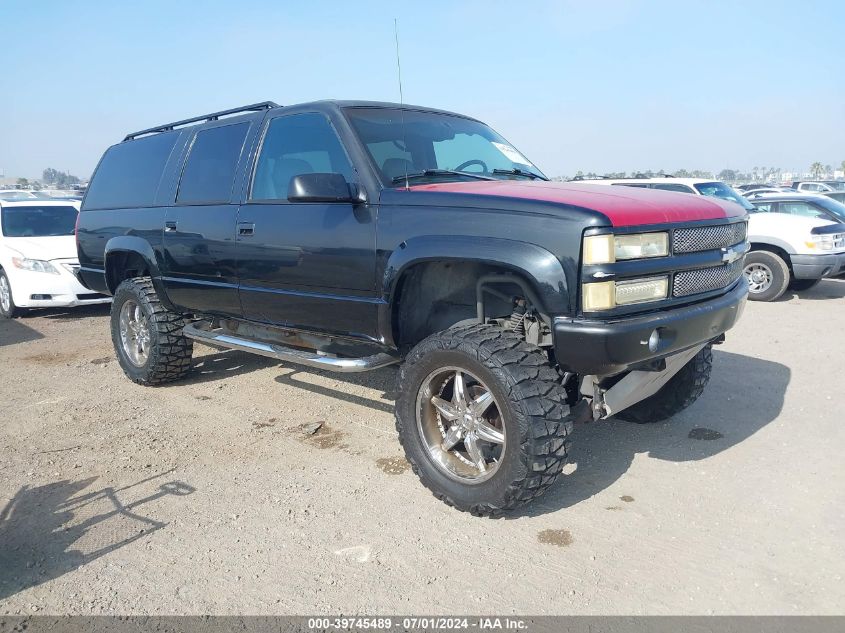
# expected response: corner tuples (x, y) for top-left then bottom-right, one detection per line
(576, 178), (845, 301)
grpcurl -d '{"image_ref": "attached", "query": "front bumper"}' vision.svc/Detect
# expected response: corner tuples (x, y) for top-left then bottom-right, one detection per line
(553, 279), (747, 376)
(791, 253), (845, 279)
(8, 259), (111, 309)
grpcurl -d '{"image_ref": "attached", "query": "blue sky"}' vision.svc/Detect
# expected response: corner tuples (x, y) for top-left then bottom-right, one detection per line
(2, 0), (843, 179)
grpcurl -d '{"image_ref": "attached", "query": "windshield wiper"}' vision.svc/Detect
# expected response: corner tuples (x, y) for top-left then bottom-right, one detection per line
(492, 168), (548, 181)
(391, 169), (494, 184)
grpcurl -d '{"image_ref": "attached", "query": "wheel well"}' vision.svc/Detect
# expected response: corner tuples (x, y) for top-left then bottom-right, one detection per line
(391, 261), (540, 349)
(105, 251), (150, 293)
(749, 243), (793, 274)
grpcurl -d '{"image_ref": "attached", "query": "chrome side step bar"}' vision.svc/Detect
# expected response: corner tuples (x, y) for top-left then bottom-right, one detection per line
(182, 322), (400, 373)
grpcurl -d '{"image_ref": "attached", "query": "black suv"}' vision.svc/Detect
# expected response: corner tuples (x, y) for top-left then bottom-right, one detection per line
(77, 100), (749, 515)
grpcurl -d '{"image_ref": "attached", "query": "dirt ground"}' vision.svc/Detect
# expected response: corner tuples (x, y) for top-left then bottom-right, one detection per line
(1, 280), (843, 615)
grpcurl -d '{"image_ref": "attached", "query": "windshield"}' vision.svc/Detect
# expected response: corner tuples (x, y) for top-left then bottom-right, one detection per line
(693, 181), (754, 210)
(345, 107), (546, 185)
(811, 197), (845, 222)
(823, 181), (845, 191)
(1, 205), (78, 237)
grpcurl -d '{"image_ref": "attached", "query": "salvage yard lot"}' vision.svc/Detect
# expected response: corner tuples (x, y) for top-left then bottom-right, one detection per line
(1, 280), (843, 615)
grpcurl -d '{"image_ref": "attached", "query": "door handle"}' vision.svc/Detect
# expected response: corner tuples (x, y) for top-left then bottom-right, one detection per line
(238, 222), (255, 236)
(164, 220), (177, 232)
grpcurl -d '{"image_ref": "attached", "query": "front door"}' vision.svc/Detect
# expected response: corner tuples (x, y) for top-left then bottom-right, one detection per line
(237, 111), (378, 337)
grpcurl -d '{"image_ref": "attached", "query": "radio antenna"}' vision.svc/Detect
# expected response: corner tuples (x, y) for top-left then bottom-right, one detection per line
(394, 18), (409, 191)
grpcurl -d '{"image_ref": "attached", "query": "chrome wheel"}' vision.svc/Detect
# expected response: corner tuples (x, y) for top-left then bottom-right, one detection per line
(0, 275), (10, 312)
(745, 262), (773, 294)
(119, 299), (151, 367)
(416, 367), (506, 483)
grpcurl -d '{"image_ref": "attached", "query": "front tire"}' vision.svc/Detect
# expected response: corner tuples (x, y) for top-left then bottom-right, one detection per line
(111, 277), (193, 385)
(395, 324), (571, 517)
(744, 251), (790, 301)
(0, 270), (23, 319)
(617, 344), (713, 424)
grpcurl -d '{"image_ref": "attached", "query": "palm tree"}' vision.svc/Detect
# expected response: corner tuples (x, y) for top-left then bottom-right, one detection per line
(810, 162), (824, 179)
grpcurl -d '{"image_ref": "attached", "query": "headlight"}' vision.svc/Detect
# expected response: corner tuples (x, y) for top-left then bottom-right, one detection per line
(583, 232), (669, 264)
(583, 276), (669, 311)
(806, 233), (845, 251)
(11, 257), (59, 274)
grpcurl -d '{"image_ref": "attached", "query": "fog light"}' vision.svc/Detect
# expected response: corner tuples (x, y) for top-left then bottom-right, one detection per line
(648, 329), (661, 352)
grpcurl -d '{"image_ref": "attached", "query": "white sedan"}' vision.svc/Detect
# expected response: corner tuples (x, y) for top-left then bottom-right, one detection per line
(0, 198), (111, 318)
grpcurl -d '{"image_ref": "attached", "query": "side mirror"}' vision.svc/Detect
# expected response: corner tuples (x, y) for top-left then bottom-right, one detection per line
(288, 173), (362, 203)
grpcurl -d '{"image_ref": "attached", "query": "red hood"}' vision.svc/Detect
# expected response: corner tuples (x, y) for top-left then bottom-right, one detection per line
(406, 180), (745, 227)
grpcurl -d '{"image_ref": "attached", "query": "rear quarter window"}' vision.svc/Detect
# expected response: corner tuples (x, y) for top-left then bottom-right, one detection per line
(177, 122), (249, 204)
(83, 132), (178, 210)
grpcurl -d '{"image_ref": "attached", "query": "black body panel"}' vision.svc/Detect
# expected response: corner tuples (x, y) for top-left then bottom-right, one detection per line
(77, 99), (747, 371)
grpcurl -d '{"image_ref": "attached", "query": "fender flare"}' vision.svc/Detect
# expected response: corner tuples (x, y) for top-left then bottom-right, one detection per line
(380, 235), (572, 340)
(104, 236), (174, 308)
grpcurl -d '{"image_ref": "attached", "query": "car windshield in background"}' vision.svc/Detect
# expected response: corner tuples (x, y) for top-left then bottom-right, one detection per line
(812, 197), (845, 222)
(344, 107), (546, 185)
(823, 181), (845, 191)
(693, 181), (754, 210)
(1, 205), (78, 237)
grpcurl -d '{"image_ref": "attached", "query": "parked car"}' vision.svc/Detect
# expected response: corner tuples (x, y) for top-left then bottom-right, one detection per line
(0, 190), (38, 201)
(0, 199), (111, 317)
(735, 183), (787, 192)
(745, 198), (845, 299)
(77, 100), (749, 515)
(791, 180), (845, 193)
(575, 176), (751, 204)
(743, 187), (795, 198)
(578, 177), (845, 300)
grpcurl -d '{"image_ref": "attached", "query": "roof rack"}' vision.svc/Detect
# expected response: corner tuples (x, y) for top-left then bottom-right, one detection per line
(123, 101), (279, 141)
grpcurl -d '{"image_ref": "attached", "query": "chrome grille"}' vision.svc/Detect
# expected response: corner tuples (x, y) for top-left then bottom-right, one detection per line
(673, 222), (747, 253)
(673, 260), (744, 297)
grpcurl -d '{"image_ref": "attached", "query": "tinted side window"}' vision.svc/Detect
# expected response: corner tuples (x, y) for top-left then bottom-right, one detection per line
(83, 132), (178, 210)
(177, 123), (249, 204)
(251, 113), (353, 201)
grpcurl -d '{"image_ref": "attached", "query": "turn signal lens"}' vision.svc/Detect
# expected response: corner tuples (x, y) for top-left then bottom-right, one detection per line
(582, 281), (615, 311)
(583, 234), (615, 265)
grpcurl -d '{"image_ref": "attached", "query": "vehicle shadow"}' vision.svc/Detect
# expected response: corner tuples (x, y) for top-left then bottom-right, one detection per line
(510, 349), (790, 518)
(0, 319), (44, 347)
(781, 278), (845, 301)
(21, 303), (111, 320)
(273, 365), (398, 414)
(182, 348), (279, 385)
(0, 471), (195, 601)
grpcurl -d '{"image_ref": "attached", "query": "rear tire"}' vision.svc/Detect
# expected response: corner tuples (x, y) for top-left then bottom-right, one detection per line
(617, 344), (713, 424)
(110, 277), (193, 385)
(789, 278), (821, 291)
(744, 251), (790, 302)
(0, 270), (22, 319)
(395, 323), (571, 517)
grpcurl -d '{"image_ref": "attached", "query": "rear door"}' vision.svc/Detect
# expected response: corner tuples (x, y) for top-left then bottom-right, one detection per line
(160, 119), (256, 316)
(236, 111), (377, 335)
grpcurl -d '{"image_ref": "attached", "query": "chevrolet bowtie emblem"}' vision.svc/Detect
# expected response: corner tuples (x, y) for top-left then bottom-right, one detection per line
(721, 245), (745, 264)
